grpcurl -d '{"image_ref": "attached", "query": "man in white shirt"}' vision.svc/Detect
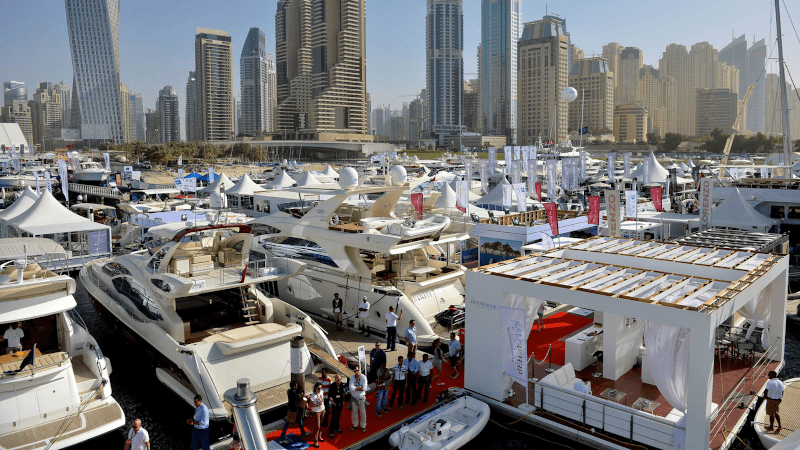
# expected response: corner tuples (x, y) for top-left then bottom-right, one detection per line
(358, 296), (370, 336)
(448, 332), (462, 379)
(388, 355), (407, 410)
(385, 306), (402, 351)
(573, 378), (591, 395)
(123, 419), (151, 450)
(2, 322), (24, 354)
(404, 320), (418, 353)
(349, 366), (368, 432)
(418, 354), (434, 402)
(764, 370), (785, 432)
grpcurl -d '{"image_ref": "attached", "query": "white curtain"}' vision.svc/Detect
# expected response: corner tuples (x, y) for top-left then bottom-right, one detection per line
(739, 284), (771, 349)
(501, 293), (543, 396)
(642, 321), (691, 413)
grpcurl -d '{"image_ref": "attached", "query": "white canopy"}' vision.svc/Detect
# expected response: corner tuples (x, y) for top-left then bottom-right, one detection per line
(711, 188), (777, 232)
(270, 170), (296, 187)
(322, 165), (339, 178)
(686, 159), (696, 169)
(0, 186), (39, 223)
(6, 190), (109, 235)
(295, 171), (322, 187)
(476, 176), (512, 206)
(629, 152), (670, 183)
(0, 237), (68, 259)
(448, 177), (481, 201)
(226, 173), (266, 196)
(433, 181), (458, 209)
(199, 172), (235, 194)
(679, 162), (690, 172)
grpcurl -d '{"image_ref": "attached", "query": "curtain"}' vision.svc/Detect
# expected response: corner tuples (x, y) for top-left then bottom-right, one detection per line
(739, 284), (771, 349)
(501, 293), (543, 396)
(642, 321), (691, 413)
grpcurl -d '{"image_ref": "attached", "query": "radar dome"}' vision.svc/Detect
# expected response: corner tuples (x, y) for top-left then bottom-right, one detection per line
(389, 165), (408, 185)
(338, 167), (359, 190)
(561, 87), (578, 103)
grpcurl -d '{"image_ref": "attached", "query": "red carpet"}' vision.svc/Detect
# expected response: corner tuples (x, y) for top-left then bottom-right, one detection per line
(263, 366), (465, 450)
(528, 312), (594, 367)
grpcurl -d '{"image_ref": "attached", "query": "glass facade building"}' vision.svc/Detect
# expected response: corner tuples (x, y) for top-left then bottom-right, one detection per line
(480, 0), (520, 142)
(426, 0), (463, 140)
(240, 27), (276, 136)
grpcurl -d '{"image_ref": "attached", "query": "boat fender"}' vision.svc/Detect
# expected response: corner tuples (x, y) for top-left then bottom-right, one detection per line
(388, 425), (409, 447)
(329, 214), (340, 226)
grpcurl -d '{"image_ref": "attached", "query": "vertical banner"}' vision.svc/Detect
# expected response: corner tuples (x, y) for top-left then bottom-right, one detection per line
(512, 182), (526, 213)
(411, 192), (423, 219)
(500, 307), (528, 385)
(103, 152), (110, 172)
(580, 151), (587, 181)
(522, 145), (529, 165)
(544, 202), (559, 236)
(527, 159), (536, 199)
(465, 160), (473, 186)
(625, 190), (638, 218)
(541, 234), (555, 250)
(511, 161), (521, 185)
(58, 158), (69, 202)
(760, 167), (768, 178)
(623, 153), (631, 179)
(208, 166), (215, 182)
(588, 196), (600, 225)
(178, 154), (183, 166)
(456, 180), (469, 213)
(651, 187), (663, 212)
(546, 160), (557, 202)
(605, 190), (621, 237)
(531, 148), (538, 186)
(480, 161), (488, 194)
(503, 146), (511, 162)
(534, 182), (542, 202)
(607, 152), (616, 181)
(177, 168), (184, 179)
(44, 171), (52, 193)
(513, 146), (521, 161)
(502, 184), (514, 209)
(643, 156), (651, 185)
(488, 147), (497, 174)
(571, 159), (580, 190)
(33, 170), (40, 194)
(560, 159), (569, 190)
(11, 155), (20, 172)
(699, 178), (713, 229)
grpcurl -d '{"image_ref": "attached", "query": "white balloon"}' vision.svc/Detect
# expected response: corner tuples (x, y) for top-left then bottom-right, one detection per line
(561, 87), (578, 103)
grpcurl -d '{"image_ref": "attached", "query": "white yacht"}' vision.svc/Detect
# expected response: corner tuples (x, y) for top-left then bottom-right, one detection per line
(0, 238), (124, 450)
(79, 223), (338, 420)
(250, 180), (473, 345)
(0, 171), (37, 189)
(71, 161), (110, 184)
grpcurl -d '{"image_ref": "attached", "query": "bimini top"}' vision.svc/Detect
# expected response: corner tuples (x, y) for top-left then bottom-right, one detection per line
(0, 237), (68, 260)
(475, 235), (784, 314)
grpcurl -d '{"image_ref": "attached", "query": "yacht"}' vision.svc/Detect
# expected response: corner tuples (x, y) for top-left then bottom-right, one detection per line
(79, 223), (338, 420)
(0, 170), (38, 189)
(71, 161), (110, 185)
(0, 238), (124, 449)
(250, 180), (473, 345)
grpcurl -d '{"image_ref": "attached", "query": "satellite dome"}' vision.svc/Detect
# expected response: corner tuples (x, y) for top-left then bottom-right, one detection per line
(338, 167), (359, 190)
(389, 165), (408, 185)
(561, 87), (578, 103)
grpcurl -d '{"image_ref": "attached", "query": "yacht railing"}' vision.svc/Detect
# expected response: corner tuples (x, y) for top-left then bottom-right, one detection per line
(0, 351), (71, 378)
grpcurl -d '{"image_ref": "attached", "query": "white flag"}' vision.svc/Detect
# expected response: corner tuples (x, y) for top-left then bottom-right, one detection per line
(44, 171), (52, 193)
(500, 307), (527, 385)
(541, 233), (555, 250)
(607, 152), (616, 180)
(513, 146), (521, 161)
(58, 159), (69, 201)
(546, 160), (557, 201)
(511, 161), (521, 185)
(571, 159), (579, 190)
(103, 152), (110, 172)
(643, 156), (651, 185)
(178, 154), (183, 166)
(502, 184), (514, 208)
(480, 162), (488, 194)
(623, 153), (631, 179)
(208, 166), (215, 181)
(561, 159), (569, 190)
(456, 180), (469, 212)
(527, 159), (536, 198)
(580, 151), (587, 181)
(512, 182), (526, 213)
(488, 147), (497, 174)
(625, 190), (638, 218)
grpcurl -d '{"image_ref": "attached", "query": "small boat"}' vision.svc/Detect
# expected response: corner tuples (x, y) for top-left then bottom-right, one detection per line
(383, 215), (451, 240)
(388, 394), (490, 450)
(72, 161), (110, 184)
(754, 378), (800, 449)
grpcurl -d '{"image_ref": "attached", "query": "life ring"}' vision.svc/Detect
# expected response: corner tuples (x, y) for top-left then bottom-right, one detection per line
(329, 214), (340, 226)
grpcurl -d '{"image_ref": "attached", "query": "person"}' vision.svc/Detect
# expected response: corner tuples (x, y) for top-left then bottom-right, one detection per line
(431, 338), (445, 386)
(349, 366), (368, 432)
(404, 351), (420, 406)
(308, 382), (326, 447)
(369, 342), (386, 382)
(279, 381), (309, 443)
(123, 419), (150, 450)
(328, 374), (347, 438)
(388, 355), (407, 410)
(536, 303), (546, 331)
(187, 395), (210, 450)
(448, 332), (462, 379)
(404, 320), (418, 354)
(358, 296), (371, 336)
(418, 354), (433, 403)
(2, 322), (24, 354)
(318, 368), (332, 427)
(573, 378), (591, 395)
(374, 360), (390, 417)
(332, 293), (344, 331)
(764, 370), (785, 433)
(385, 306), (402, 351)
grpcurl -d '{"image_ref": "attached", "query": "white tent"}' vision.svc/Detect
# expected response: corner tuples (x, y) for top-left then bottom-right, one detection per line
(295, 171), (322, 187)
(0, 186), (39, 236)
(433, 181), (458, 209)
(711, 188), (778, 232)
(629, 152), (670, 183)
(679, 162), (690, 172)
(198, 172), (235, 194)
(270, 170), (296, 188)
(226, 173), (266, 196)
(322, 165), (339, 178)
(686, 159), (696, 169)
(448, 177), (481, 201)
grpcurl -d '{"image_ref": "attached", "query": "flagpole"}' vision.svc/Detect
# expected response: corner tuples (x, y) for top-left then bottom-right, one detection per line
(579, 89), (585, 150)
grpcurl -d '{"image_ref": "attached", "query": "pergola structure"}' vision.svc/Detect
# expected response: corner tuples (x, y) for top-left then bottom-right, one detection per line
(465, 236), (787, 449)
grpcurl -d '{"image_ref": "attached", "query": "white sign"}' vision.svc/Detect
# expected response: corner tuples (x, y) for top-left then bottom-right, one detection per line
(643, 156), (651, 185)
(541, 234), (555, 250)
(502, 184), (514, 208)
(500, 307), (527, 385)
(699, 178), (713, 229)
(625, 190), (638, 218)
(512, 182), (526, 213)
(357, 345), (366, 361)
(174, 177), (197, 192)
(131, 170), (141, 182)
(480, 162), (488, 194)
(605, 190), (621, 237)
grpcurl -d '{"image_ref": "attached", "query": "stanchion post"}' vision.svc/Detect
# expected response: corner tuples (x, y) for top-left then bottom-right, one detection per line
(545, 344), (555, 373)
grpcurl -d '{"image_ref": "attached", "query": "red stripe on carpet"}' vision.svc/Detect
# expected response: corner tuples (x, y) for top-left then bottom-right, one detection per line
(528, 312), (594, 367)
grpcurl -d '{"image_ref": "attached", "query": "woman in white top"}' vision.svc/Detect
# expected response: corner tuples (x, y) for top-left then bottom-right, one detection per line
(308, 382), (326, 447)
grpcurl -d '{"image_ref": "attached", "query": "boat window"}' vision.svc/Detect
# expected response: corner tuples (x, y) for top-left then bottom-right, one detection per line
(176, 288), (254, 341)
(102, 261), (130, 276)
(788, 206), (800, 219)
(770, 205), (785, 219)
(111, 276), (163, 321)
(231, 240), (245, 252)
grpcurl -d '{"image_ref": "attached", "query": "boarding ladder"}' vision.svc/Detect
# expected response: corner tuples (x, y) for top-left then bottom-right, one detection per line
(239, 286), (261, 325)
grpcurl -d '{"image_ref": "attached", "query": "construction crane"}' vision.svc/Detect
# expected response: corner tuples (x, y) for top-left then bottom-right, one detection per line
(721, 82), (756, 166)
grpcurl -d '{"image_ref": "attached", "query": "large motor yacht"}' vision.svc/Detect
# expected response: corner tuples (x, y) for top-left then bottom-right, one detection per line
(79, 223), (338, 420)
(250, 178), (473, 346)
(71, 161), (109, 185)
(0, 238), (124, 450)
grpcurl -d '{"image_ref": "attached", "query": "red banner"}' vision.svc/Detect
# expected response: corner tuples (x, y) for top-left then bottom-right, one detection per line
(411, 192), (423, 219)
(650, 187), (663, 212)
(588, 196), (600, 225)
(544, 202), (559, 236)
(535, 182), (542, 202)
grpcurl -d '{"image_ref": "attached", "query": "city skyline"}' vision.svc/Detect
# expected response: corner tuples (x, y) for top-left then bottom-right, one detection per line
(3, 0), (798, 141)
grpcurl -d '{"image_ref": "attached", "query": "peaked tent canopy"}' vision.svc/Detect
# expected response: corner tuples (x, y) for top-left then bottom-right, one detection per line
(295, 171), (322, 187)
(629, 152), (670, 183)
(476, 176), (512, 207)
(198, 172), (235, 194)
(448, 177), (481, 201)
(270, 170), (296, 187)
(686, 159), (696, 169)
(0, 186), (39, 222)
(712, 188), (777, 232)
(433, 181), (458, 209)
(226, 173), (266, 196)
(6, 190), (109, 235)
(322, 165), (339, 178)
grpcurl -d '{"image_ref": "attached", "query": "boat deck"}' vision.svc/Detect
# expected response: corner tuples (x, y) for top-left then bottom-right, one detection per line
(754, 380), (800, 442)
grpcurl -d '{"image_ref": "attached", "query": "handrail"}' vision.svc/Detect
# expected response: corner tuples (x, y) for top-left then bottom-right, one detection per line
(0, 352), (70, 378)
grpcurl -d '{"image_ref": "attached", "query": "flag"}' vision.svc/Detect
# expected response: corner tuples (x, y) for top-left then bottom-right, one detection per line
(571, 159), (579, 190)
(10, 344), (36, 374)
(480, 162), (488, 194)
(488, 147), (497, 174)
(545, 140), (554, 145)
(526, 159), (536, 199)
(411, 192), (423, 219)
(544, 202), (559, 235)
(465, 161), (473, 187)
(44, 171), (52, 193)
(178, 154), (183, 166)
(643, 156), (651, 185)
(456, 180), (469, 213)
(58, 159), (69, 201)
(535, 182), (542, 202)
(588, 196), (600, 225)
(33, 170), (40, 194)
(208, 166), (215, 182)
(502, 184), (514, 208)
(103, 152), (110, 172)
(651, 187), (663, 212)
(512, 182), (526, 213)
(580, 126), (589, 135)
(546, 160), (557, 201)
(177, 168), (184, 179)
(511, 160), (521, 184)
(513, 146), (521, 161)
(607, 152), (616, 180)
(623, 153), (631, 179)
(541, 234), (555, 250)
(625, 190), (638, 217)
(500, 306), (528, 385)
(580, 151), (587, 181)
(561, 159), (569, 190)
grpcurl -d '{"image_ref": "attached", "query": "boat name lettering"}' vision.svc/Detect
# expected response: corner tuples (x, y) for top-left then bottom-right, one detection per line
(469, 299), (497, 310)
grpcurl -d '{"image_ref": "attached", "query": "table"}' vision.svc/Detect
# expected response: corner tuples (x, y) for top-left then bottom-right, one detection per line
(600, 388), (626, 403)
(565, 325), (603, 371)
(632, 397), (660, 413)
(0, 348), (42, 365)
(408, 267), (436, 275)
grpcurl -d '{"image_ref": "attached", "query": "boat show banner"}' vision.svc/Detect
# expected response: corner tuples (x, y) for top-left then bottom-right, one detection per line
(58, 158), (69, 202)
(544, 202), (559, 236)
(526, 160), (536, 198)
(488, 147), (497, 174)
(580, 151), (587, 181)
(500, 306), (528, 385)
(699, 178), (713, 229)
(534, 182), (542, 202)
(480, 161), (488, 194)
(607, 152), (616, 181)
(651, 187), (663, 211)
(546, 160), (557, 202)
(511, 161), (521, 184)
(44, 171), (52, 193)
(411, 192), (423, 219)
(588, 196), (600, 225)
(502, 184), (513, 209)
(623, 153), (631, 179)
(208, 166), (215, 182)
(571, 159), (580, 190)
(103, 152), (110, 172)
(605, 190), (621, 237)
(512, 183), (526, 213)
(643, 156), (651, 185)
(513, 146), (521, 161)
(625, 190), (638, 218)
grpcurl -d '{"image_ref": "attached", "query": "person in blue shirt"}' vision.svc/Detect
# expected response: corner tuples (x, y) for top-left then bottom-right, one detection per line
(187, 394), (210, 450)
(403, 320), (418, 354)
(404, 351), (420, 406)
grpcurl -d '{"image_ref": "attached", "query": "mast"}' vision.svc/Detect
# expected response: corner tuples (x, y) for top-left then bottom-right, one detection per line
(775, 0), (793, 177)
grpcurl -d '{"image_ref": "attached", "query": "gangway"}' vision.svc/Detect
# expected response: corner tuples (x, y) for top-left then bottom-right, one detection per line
(68, 183), (123, 200)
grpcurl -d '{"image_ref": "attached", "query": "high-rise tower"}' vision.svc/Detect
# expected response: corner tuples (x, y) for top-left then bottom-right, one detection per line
(426, 0), (464, 142)
(195, 28), (234, 141)
(185, 71), (198, 141)
(480, 0), (521, 143)
(240, 27), (276, 136)
(157, 85), (180, 144)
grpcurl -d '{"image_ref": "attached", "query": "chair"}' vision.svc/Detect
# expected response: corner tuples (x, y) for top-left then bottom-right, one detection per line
(592, 351), (604, 378)
(470, 213), (480, 223)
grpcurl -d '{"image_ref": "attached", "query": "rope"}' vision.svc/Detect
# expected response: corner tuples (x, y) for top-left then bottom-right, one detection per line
(44, 379), (107, 450)
(721, 427), (756, 450)
(529, 345), (551, 365)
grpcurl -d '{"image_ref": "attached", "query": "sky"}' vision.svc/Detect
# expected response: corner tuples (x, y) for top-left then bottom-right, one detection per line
(3, 0), (800, 140)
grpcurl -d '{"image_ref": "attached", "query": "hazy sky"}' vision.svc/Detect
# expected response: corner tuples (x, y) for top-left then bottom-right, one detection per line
(3, 0), (799, 139)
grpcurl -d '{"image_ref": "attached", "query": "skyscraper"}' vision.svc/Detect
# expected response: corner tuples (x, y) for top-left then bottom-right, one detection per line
(3, 81), (27, 105)
(719, 35), (747, 100)
(65, 0), (124, 145)
(480, 0), (521, 142)
(619, 47), (643, 105)
(145, 109), (160, 144)
(659, 44), (694, 135)
(157, 86), (180, 144)
(240, 27), (276, 136)
(463, 79), (481, 133)
(29, 82), (63, 148)
(517, 17), (569, 145)
(275, 0), (368, 138)
(129, 93), (144, 141)
(568, 57), (614, 135)
(54, 81), (71, 129)
(119, 82), (131, 142)
(185, 71), (198, 141)
(745, 39), (766, 133)
(639, 65), (677, 135)
(696, 89), (738, 136)
(602, 43), (623, 105)
(426, 0), (464, 142)
(195, 28), (234, 141)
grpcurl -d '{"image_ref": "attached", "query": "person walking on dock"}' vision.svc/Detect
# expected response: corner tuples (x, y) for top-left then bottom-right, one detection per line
(431, 338), (445, 386)
(388, 355), (407, 410)
(418, 354), (433, 402)
(448, 332), (462, 379)
(369, 342), (386, 382)
(536, 302), (546, 331)
(308, 382), (326, 447)
(349, 366), (368, 432)
(318, 368), (332, 427)
(404, 351), (420, 406)
(328, 374), (347, 438)
(764, 370), (785, 433)
(358, 296), (371, 336)
(279, 381), (309, 443)
(187, 395), (210, 450)
(404, 320), (418, 354)
(385, 306), (402, 351)
(332, 293), (343, 331)
(374, 360), (390, 417)
(123, 419), (150, 450)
